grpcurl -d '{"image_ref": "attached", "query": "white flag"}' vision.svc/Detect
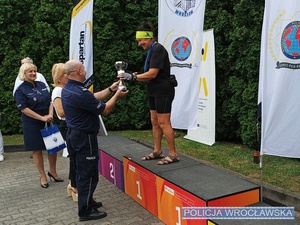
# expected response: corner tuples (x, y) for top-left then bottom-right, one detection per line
(259, 0), (300, 158)
(158, 0), (206, 129)
(69, 0), (107, 135)
(69, 0), (93, 90)
(185, 29), (216, 146)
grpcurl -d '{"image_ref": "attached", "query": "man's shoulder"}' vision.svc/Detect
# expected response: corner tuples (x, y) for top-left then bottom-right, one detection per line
(36, 72), (48, 81)
(153, 43), (167, 54)
(65, 80), (88, 91)
(63, 82), (88, 96)
(36, 72), (44, 76)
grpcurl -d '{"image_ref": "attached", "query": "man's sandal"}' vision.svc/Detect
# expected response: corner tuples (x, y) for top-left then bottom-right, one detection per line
(141, 151), (164, 161)
(157, 155), (179, 165)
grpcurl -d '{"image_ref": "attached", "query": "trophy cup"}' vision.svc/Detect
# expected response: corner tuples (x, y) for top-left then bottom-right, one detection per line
(115, 61), (128, 91)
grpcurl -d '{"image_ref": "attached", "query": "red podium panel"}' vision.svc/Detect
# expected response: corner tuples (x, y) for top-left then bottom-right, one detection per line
(100, 150), (124, 191)
(123, 157), (158, 217)
(208, 188), (259, 207)
(156, 176), (207, 225)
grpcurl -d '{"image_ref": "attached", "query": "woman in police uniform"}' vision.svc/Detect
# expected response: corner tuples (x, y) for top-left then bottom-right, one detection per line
(14, 63), (63, 188)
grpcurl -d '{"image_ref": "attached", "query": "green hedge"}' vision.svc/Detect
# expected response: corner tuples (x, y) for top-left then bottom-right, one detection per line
(0, 0), (264, 148)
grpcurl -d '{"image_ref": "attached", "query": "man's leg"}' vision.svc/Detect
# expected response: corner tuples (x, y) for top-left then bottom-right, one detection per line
(150, 110), (163, 153)
(157, 113), (176, 156)
(69, 130), (105, 220)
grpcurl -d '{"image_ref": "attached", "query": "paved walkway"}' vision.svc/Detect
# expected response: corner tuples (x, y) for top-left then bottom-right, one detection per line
(0, 151), (165, 225)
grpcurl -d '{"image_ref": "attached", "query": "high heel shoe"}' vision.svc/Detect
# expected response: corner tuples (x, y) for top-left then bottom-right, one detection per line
(67, 184), (78, 201)
(67, 184), (73, 197)
(72, 191), (78, 202)
(47, 172), (64, 182)
(41, 183), (49, 188)
(40, 178), (49, 188)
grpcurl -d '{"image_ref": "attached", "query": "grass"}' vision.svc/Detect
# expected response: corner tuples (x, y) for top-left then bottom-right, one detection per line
(4, 130), (300, 194)
(3, 134), (24, 145)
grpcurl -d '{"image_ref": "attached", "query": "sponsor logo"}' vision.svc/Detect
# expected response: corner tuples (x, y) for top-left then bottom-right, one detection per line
(268, 12), (300, 70)
(165, 0), (203, 17)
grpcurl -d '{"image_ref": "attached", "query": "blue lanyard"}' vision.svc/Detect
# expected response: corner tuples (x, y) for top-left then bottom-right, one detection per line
(144, 42), (155, 72)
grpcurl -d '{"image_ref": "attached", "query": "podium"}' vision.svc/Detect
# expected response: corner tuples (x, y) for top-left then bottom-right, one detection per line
(97, 135), (260, 225)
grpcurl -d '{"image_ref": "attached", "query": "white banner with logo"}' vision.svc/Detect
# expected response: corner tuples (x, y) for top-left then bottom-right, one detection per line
(158, 0), (206, 129)
(70, 0), (93, 89)
(259, 0), (300, 158)
(184, 29), (215, 146)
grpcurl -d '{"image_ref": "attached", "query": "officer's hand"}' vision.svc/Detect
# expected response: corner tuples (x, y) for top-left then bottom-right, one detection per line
(110, 80), (120, 92)
(115, 88), (129, 98)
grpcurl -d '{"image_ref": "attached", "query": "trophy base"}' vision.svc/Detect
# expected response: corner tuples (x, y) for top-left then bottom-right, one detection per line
(117, 85), (128, 92)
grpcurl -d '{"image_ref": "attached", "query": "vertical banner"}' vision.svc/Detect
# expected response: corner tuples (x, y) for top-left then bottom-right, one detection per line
(70, 0), (93, 91)
(70, 0), (107, 135)
(259, 0), (300, 158)
(158, 0), (206, 129)
(185, 29), (215, 146)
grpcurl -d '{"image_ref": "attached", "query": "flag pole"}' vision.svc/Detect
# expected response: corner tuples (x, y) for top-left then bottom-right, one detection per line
(256, 120), (263, 202)
(260, 154), (263, 202)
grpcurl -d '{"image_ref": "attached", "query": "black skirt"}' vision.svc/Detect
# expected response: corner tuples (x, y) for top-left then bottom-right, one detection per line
(22, 112), (47, 151)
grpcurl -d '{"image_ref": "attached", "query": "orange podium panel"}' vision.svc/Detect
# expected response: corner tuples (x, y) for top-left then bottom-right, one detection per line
(208, 188), (260, 207)
(123, 157), (158, 217)
(157, 176), (207, 225)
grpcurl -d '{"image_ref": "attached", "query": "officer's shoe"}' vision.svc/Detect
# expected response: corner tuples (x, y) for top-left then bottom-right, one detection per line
(90, 198), (103, 208)
(79, 208), (107, 221)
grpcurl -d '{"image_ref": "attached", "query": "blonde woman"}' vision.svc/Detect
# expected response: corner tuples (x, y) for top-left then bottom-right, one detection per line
(51, 63), (77, 200)
(14, 63), (63, 188)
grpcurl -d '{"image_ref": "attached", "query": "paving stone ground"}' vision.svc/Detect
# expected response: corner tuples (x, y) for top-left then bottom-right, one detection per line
(0, 151), (165, 225)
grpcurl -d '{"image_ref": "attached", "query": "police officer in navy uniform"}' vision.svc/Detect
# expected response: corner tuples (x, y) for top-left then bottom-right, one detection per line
(62, 60), (128, 221)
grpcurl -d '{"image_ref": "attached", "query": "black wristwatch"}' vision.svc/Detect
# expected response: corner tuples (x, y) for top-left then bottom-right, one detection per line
(108, 87), (114, 93)
(133, 74), (137, 82)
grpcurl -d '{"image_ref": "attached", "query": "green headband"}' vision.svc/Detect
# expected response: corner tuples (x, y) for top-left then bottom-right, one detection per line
(136, 31), (153, 39)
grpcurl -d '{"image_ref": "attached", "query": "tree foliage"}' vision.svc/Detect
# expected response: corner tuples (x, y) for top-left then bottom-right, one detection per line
(0, 0), (265, 148)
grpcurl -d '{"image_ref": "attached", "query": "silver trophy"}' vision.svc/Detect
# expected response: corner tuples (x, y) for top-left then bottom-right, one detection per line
(115, 61), (128, 91)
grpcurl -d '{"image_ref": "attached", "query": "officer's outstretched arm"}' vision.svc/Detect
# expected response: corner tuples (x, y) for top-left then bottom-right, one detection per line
(101, 88), (128, 115)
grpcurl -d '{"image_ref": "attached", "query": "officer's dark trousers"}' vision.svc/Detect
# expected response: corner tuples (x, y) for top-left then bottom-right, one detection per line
(59, 120), (76, 188)
(67, 128), (99, 217)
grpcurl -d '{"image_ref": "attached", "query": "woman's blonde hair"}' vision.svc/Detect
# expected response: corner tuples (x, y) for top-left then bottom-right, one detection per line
(18, 63), (37, 81)
(51, 63), (65, 87)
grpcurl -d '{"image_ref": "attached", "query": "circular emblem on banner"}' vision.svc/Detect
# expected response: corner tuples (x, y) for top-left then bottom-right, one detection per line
(165, 0), (203, 17)
(171, 37), (192, 61)
(281, 21), (300, 59)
